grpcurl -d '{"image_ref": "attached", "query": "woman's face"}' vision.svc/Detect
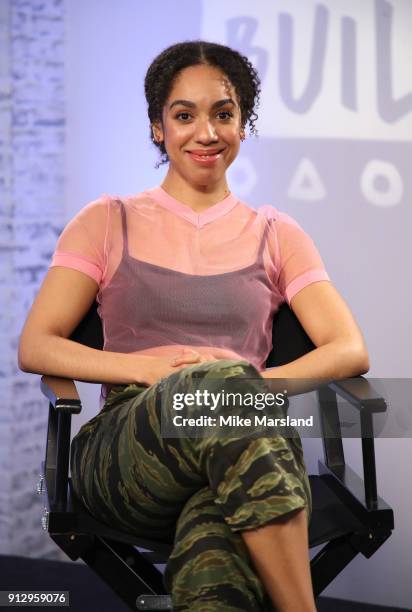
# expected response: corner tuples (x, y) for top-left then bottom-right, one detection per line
(152, 64), (244, 188)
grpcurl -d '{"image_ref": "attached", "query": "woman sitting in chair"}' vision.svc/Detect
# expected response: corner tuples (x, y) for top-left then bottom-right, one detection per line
(19, 41), (369, 611)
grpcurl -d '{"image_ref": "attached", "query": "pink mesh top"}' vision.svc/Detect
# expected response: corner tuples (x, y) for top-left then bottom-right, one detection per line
(51, 186), (330, 371)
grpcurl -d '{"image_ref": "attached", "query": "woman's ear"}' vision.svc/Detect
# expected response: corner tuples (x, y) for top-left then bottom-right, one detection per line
(152, 122), (164, 143)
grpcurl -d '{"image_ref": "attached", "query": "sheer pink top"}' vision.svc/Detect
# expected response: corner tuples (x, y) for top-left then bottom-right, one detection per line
(51, 186), (330, 371)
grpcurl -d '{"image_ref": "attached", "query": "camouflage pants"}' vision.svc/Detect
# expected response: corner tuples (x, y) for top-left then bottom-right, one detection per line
(70, 360), (312, 611)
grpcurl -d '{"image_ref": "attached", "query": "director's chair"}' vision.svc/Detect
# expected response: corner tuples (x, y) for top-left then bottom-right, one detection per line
(37, 302), (394, 610)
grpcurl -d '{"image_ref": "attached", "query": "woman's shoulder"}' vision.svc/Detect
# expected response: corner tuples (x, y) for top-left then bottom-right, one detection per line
(71, 193), (116, 221)
(73, 189), (152, 221)
(255, 203), (304, 231)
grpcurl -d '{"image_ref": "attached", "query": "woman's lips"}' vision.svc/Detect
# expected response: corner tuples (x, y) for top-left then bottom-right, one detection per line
(186, 150), (224, 164)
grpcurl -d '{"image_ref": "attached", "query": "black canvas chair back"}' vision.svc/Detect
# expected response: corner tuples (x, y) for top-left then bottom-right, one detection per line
(38, 301), (394, 611)
(70, 301), (104, 349)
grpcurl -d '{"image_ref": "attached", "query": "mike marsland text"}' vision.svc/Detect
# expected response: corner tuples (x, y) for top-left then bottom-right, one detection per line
(172, 414), (314, 428)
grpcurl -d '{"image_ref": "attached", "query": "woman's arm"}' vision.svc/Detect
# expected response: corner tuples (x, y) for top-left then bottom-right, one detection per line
(18, 267), (203, 385)
(261, 281), (369, 391)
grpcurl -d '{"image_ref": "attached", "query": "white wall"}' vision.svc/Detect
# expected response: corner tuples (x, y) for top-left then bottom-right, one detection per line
(65, 0), (412, 608)
(0, 0), (67, 560)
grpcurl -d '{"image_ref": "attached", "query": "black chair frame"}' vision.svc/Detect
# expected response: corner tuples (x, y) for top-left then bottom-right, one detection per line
(38, 303), (394, 610)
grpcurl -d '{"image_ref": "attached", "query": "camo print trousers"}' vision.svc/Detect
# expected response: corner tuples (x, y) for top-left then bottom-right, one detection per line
(70, 360), (312, 611)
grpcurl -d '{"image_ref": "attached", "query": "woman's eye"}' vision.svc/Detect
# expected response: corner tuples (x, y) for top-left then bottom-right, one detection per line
(217, 111), (233, 120)
(176, 112), (192, 121)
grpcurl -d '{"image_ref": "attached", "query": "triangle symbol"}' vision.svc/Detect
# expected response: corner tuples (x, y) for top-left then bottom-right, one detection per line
(287, 158), (326, 201)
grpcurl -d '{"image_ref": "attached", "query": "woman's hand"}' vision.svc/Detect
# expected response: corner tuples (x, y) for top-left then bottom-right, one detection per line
(170, 348), (218, 367)
(138, 349), (218, 387)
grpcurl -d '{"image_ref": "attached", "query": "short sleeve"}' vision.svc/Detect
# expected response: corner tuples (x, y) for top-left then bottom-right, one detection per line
(50, 196), (111, 285)
(276, 212), (330, 303)
(263, 207), (330, 304)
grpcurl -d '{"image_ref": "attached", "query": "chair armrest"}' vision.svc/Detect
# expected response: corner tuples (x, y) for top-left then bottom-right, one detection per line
(318, 377), (388, 510)
(329, 377), (387, 413)
(41, 376), (82, 414)
(40, 376), (82, 512)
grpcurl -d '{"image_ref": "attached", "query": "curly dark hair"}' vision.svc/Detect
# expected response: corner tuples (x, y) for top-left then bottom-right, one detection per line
(144, 40), (261, 167)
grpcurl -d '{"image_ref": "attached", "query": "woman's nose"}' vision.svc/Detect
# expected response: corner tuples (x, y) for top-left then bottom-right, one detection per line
(195, 119), (218, 143)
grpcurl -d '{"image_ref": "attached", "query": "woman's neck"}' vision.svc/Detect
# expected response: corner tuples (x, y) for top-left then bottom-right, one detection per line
(161, 172), (230, 213)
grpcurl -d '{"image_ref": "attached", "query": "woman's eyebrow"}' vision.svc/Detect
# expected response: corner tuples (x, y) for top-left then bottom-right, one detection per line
(169, 98), (236, 110)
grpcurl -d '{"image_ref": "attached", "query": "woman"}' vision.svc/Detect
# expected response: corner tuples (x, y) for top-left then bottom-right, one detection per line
(19, 41), (369, 611)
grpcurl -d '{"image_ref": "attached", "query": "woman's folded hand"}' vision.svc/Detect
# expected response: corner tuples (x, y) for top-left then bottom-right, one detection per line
(137, 350), (218, 386)
(170, 348), (218, 367)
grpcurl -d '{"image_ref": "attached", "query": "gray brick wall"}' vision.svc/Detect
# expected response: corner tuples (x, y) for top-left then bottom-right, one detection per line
(0, 0), (67, 560)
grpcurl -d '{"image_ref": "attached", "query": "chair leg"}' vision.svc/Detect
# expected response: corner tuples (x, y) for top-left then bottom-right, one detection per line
(310, 535), (358, 597)
(80, 536), (170, 610)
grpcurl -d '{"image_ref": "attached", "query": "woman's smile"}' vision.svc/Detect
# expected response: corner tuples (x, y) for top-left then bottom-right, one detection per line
(186, 148), (226, 165)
